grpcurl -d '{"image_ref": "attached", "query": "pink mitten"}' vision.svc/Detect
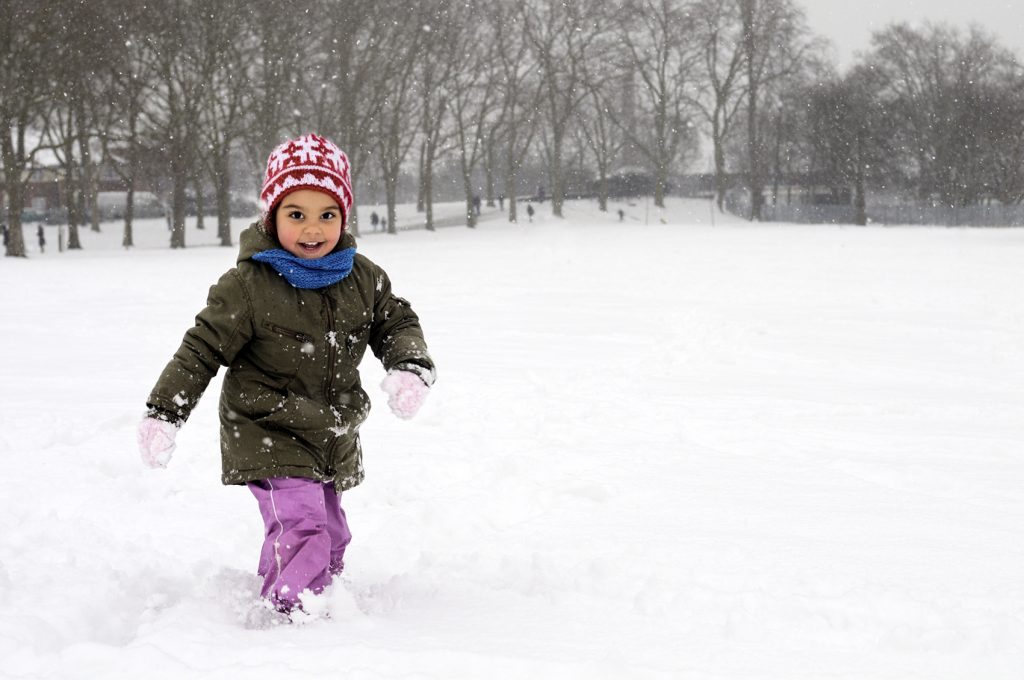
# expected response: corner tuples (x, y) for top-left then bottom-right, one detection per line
(381, 370), (430, 420)
(137, 417), (179, 468)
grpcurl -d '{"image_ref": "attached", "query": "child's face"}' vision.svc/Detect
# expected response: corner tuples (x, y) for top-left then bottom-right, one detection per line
(274, 189), (344, 259)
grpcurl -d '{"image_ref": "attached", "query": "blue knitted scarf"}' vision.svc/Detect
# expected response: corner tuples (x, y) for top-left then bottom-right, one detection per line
(252, 247), (356, 289)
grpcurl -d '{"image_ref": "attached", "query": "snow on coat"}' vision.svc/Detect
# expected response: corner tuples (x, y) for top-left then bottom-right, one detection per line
(146, 223), (434, 491)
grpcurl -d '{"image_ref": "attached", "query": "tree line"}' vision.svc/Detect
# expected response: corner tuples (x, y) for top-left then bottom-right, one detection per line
(3, 0), (1023, 256)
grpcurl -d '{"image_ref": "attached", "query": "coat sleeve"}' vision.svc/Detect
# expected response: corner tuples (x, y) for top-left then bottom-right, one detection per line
(368, 265), (435, 380)
(145, 269), (254, 423)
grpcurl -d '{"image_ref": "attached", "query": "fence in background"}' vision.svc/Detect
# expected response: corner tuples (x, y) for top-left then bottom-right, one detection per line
(724, 192), (1024, 227)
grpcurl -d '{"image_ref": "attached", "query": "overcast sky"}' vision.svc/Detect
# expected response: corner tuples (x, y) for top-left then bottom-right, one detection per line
(800, 0), (1024, 70)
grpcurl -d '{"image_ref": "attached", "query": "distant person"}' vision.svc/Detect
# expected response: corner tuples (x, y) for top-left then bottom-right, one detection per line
(37, 225), (45, 253)
(370, 211), (380, 232)
(381, 217), (388, 232)
(472, 195), (482, 216)
(498, 194), (504, 211)
(137, 134), (435, 621)
(526, 203), (535, 223)
(618, 208), (625, 222)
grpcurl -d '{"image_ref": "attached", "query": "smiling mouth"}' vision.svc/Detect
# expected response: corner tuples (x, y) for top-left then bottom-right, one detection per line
(298, 241), (324, 254)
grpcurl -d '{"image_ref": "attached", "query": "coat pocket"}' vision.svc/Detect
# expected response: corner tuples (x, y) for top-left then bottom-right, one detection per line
(252, 320), (316, 383)
(256, 389), (334, 457)
(343, 321), (372, 361)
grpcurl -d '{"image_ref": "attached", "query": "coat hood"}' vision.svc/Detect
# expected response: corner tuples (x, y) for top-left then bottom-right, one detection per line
(237, 221), (357, 264)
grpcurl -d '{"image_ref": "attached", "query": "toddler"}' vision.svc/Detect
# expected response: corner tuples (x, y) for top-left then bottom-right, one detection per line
(137, 133), (435, 615)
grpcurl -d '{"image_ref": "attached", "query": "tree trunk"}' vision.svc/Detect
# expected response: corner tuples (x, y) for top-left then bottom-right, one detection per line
(65, 164), (83, 250)
(81, 147), (99, 233)
(507, 170), (518, 224)
(87, 173), (100, 233)
(122, 185), (135, 248)
(74, 96), (101, 234)
(654, 107), (667, 209)
(854, 169), (867, 226)
(59, 126), (83, 249)
(61, 154), (81, 248)
(74, 182), (87, 235)
(417, 140), (427, 213)
(485, 129), (496, 207)
(194, 179), (206, 231)
(742, 0), (763, 222)
(771, 109), (783, 210)
(215, 155), (232, 246)
(550, 134), (565, 218)
(463, 168), (477, 228)
(713, 120), (727, 213)
(424, 155), (435, 232)
(66, 218), (82, 249)
(347, 167), (361, 238)
(3, 178), (27, 257)
(170, 164), (187, 248)
(385, 162), (398, 235)
(121, 99), (141, 249)
(385, 155), (399, 235)
(654, 121), (668, 209)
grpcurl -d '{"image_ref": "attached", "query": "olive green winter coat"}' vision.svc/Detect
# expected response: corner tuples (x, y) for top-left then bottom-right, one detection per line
(145, 223), (433, 491)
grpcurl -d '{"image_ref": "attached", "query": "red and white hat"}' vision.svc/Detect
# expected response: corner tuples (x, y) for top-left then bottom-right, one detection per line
(260, 133), (354, 229)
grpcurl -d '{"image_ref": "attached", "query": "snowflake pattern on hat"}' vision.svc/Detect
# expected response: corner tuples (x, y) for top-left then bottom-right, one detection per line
(260, 133), (354, 227)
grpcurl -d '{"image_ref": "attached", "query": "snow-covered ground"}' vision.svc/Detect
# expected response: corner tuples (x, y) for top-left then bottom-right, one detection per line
(1, 198), (1022, 679)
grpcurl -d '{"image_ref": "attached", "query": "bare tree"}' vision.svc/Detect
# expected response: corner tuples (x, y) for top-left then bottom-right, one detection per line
(100, 1), (154, 249)
(0, 1), (57, 257)
(689, 0), (747, 212)
(740, 0), (814, 221)
(43, 0), (124, 248)
(414, 1), (461, 231)
(484, 125), (500, 207)
(196, 0), (252, 246)
(140, 1), (208, 248)
(448, 3), (500, 228)
(804, 67), (894, 224)
(576, 85), (624, 212)
(376, 15), (424, 235)
(75, 82), (105, 236)
(575, 6), (629, 213)
(243, 0), (314, 167)
(46, 97), (85, 248)
(523, 0), (607, 218)
(491, 2), (543, 224)
(309, 1), (404, 236)
(760, 65), (816, 212)
(739, 0), (760, 219)
(74, 96), (102, 237)
(869, 22), (1019, 208)
(617, 0), (701, 209)
(982, 72), (1024, 205)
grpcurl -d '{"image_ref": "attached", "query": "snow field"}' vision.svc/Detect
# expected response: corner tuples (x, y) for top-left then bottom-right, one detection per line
(0, 198), (1022, 678)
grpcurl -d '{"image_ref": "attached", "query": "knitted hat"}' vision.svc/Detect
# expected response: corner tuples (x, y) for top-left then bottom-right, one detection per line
(260, 133), (354, 229)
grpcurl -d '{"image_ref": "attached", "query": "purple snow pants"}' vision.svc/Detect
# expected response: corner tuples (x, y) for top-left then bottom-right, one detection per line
(247, 477), (352, 611)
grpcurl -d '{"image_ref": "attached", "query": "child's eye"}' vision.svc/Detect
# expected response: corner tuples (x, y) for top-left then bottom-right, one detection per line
(320, 211), (337, 220)
(287, 210), (304, 220)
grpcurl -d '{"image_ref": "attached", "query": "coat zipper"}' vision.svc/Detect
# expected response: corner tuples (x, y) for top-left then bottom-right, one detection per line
(262, 321), (314, 345)
(321, 291), (339, 477)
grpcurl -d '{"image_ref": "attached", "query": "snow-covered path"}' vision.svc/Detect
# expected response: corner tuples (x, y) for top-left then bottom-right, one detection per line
(1, 199), (1022, 679)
